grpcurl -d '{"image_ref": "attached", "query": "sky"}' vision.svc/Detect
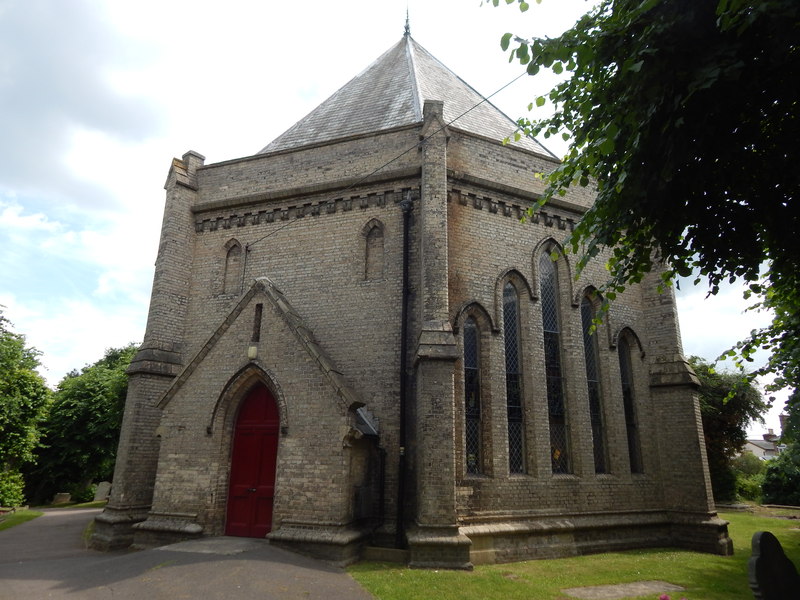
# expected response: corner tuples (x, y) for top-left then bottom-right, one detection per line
(0, 0), (786, 435)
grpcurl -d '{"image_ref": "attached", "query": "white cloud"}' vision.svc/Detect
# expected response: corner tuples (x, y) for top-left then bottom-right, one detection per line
(676, 280), (772, 366)
(0, 1), (159, 209)
(676, 280), (787, 437)
(0, 0), (789, 442)
(0, 291), (145, 387)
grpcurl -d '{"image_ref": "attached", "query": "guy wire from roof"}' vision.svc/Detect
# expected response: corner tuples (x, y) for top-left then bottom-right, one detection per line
(245, 69), (530, 252)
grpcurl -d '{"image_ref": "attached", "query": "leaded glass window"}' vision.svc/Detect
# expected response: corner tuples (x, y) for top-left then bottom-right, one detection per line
(540, 253), (571, 474)
(463, 317), (481, 475)
(504, 282), (524, 474)
(581, 296), (608, 474)
(618, 336), (643, 473)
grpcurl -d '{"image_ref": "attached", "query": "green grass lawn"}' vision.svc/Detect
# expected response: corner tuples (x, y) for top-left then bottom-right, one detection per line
(0, 509), (44, 532)
(349, 510), (800, 600)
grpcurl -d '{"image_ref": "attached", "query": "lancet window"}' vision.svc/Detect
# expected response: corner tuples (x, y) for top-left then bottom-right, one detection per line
(581, 295), (608, 474)
(618, 335), (643, 473)
(503, 282), (525, 474)
(463, 316), (482, 475)
(539, 253), (571, 474)
(364, 223), (384, 280)
(224, 241), (243, 294)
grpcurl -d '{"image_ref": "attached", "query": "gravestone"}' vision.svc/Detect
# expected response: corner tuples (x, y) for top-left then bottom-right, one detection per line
(748, 531), (800, 600)
(52, 493), (71, 505)
(93, 482), (112, 501)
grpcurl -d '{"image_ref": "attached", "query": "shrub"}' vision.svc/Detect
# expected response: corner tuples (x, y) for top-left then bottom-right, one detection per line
(731, 452), (766, 502)
(762, 445), (800, 506)
(0, 470), (25, 507)
(68, 483), (97, 504)
(735, 473), (764, 502)
(731, 452), (766, 476)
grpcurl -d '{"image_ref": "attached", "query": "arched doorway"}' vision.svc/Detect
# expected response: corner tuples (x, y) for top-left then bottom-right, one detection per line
(225, 383), (279, 537)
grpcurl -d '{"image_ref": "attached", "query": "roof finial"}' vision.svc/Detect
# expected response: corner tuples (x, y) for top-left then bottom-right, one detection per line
(404, 8), (411, 37)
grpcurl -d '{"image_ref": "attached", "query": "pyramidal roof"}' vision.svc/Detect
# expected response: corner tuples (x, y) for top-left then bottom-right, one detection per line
(258, 34), (553, 157)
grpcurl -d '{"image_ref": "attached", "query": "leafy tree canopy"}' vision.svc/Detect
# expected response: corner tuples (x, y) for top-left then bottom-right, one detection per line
(0, 309), (51, 506)
(762, 443), (800, 506)
(730, 451), (765, 477)
(690, 356), (765, 500)
(25, 344), (136, 504)
(692, 357), (765, 456)
(492, 0), (799, 394)
(780, 389), (800, 444)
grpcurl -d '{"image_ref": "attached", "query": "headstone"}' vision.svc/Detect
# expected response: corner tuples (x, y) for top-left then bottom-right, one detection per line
(93, 481), (112, 501)
(52, 493), (71, 505)
(748, 531), (800, 600)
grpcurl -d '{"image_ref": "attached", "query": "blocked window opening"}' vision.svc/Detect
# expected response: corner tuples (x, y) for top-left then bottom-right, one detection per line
(224, 243), (243, 294)
(365, 226), (384, 280)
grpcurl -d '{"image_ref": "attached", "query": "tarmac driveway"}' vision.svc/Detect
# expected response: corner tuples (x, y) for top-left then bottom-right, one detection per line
(0, 508), (374, 599)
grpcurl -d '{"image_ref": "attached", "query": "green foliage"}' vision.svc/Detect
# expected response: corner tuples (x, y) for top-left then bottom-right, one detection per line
(735, 471), (763, 502)
(762, 444), (800, 506)
(767, 389), (800, 505)
(0, 470), (25, 507)
(68, 482), (97, 504)
(0, 309), (51, 507)
(495, 0), (800, 394)
(780, 389), (800, 444)
(731, 451), (765, 477)
(731, 452), (765, 501)
(690, 357), (765, 502)
(24, 344), (136, 505)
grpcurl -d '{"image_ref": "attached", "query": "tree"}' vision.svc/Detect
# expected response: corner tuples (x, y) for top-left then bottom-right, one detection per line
(24, 344), (136, 504)
(494, 0), (800, 392)
(781, 389), (800, 445)
(758, 388), (800, 505)
(0, 309), (51, 507)
(762, 444), (800, 506)
(690, 356), (766, 501)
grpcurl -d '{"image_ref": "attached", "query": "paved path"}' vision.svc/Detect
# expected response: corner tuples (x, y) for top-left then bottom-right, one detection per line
(0, 508), (374, 599)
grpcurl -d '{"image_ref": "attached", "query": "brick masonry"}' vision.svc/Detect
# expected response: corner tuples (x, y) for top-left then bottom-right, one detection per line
(92, 77), (731, 567)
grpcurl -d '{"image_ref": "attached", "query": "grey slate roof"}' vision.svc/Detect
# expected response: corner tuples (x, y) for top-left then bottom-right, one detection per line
(747, 439), (779, 451)
(259, 35), (553, 157)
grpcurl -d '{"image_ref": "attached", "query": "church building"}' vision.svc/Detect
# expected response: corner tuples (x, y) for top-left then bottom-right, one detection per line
(92, 31), (732, 568)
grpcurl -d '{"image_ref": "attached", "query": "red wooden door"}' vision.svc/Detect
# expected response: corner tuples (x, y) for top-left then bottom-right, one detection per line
(225, 384), (279, 537)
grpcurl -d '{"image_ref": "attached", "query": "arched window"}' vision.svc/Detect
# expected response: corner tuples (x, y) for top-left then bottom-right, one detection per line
(618, 335), (643, 473)
(581, 295), (608, 474)
(224, 242), (243, 294)
(364, 224), (384, 280)
(539, 253), (571, 474)
(463, 316), (482, 475)
(503, 282), (525, 473)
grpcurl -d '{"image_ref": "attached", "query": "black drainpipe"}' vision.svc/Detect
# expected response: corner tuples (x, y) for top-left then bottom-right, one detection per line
(395, 191), (413, 549)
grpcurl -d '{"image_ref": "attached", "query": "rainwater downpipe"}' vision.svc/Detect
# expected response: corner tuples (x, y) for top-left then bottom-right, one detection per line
(395, 191), (413, 549)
